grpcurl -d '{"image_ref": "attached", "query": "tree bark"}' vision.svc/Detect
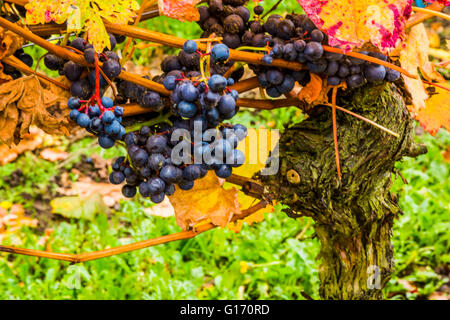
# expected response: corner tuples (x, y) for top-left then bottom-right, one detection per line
(261, 83), (427, 299)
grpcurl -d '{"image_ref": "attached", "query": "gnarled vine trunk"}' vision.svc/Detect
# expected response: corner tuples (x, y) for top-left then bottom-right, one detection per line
(261, 83), (426, 299)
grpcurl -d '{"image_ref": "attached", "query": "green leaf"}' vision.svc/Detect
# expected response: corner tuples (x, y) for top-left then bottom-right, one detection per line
(50, 193), (107, 220)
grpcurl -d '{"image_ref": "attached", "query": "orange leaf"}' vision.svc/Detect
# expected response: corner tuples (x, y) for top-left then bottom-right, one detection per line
(413, 84), (450, 135)
(39, 148), (69, 162)
(297, 73), (324, 104)
(400, 23), (444, 111)
(158, 0), (201, 22)
(169, 171), (240, 230)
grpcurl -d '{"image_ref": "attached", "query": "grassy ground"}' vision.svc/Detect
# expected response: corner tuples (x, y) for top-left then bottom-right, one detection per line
(0, 0), (448, 300)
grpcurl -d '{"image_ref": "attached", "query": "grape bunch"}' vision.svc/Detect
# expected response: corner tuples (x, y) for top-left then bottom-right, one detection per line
(197, 0), (250, 49)
(163, 42), (239, 125)
(110, 119), (247, 202)
(42, 34), (128, 148)
(68, 96), (126, 149)
(252, 12), (401, 91)
(43, 34), (123, 99)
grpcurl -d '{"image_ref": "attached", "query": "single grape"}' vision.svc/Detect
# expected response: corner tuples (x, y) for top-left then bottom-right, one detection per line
(122, 185), (137, 198)
(183, 40), (198, 54)
(211, 44), (230, 63)
(102, 59), (121, 78)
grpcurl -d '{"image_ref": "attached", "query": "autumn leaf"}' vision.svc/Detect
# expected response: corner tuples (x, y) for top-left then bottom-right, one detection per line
(413, 84), (450, 135)
(158, 0), (201, 22)
(0, 75), (73, 146)
(0, 26), (25, 82)
(50, 193), (108, 221)
(0, 127), (44, 165)
(26, 0), (139, 52)
(169, 171), (241, 230)
(298, 0), (413, 53)
(0, 203), (38, 244)
(226, 129), (276, 233)
(399, 23), (449, 134)
(39, 148), (69, 162)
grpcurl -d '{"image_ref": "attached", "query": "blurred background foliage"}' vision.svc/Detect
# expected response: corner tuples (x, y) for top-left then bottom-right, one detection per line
(0, 0), (448, 300)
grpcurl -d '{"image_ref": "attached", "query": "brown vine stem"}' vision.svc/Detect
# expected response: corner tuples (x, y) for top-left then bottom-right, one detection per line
(331, 86), (341, 180)
(2, 55), (70, 90)
(0, 200), (268, 262)
(103, 22), (305, 71)
(122, 97), (299, 117)
(406, 3), (445, 29)
(0, 16), (171, 96)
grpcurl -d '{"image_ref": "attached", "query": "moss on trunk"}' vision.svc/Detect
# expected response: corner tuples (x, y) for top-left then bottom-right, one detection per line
(261, 83), (426, 299)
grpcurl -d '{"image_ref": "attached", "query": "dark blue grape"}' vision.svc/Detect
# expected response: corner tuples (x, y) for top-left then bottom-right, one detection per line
(98, 135), (115, 149)
(267, 69), (284, 85)
(304, 42), (323, 61)
(148, 177), (166, 194)
(364, 64), (386, 82)
(183, 40), (198, 54)
(327, 76), (341, 86)
(163, 75), (177, 90)
(177, 100), (197, 118)
(101, 97), (114, 109)
(122, 185), (137, 198)
(109, 171), (125, 185)
(208, 75), (227, 93)
(102, 111), (115, 124)
(160, 165), (182, 183)
(218, 95), (236, 115)
(102, 59), (121, 78)
(146, 135), (168, 154)
(138, 181), (151, 197)
(148, 153), (165, 171)
(77, 113), (91, 128)
(215, 164), (232, 178)
(178, 179), (194, 191)
(68, 97), (80, 109)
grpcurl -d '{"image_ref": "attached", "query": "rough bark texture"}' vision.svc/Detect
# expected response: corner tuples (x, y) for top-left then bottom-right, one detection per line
(261, 83), (426, 300)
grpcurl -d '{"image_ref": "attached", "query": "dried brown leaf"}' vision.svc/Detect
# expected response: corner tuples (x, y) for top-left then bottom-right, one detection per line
(0, 75), (73, 146)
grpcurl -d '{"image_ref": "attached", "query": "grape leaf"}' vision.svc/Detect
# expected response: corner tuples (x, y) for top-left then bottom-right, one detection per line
(0, 27), (25, 82)
(169, 171), (240, 231)
(0, 76), (73, 146)
(25, 0), (139, 52)
(158, 0), (201, 22)
(298, 0), (413, 53)
(226, 129), (276, 233)
(399, 23), (449, 134)
(413, 84), (450, 135)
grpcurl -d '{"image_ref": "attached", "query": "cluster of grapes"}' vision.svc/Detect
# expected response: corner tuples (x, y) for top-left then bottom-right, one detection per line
(197, 0), (250, 49)
(108, 40), (248, 200)
(42, 34), (128, 148)
(68, 96), (126, 148)
(110, 120), (247, 202)
(252, 12), (401, 90)
(44, 34), (123, 99)
(163, 42), (239, 124)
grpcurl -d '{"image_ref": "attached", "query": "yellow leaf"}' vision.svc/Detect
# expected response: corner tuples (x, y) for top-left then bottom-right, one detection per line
(413, 84), (450, 135)
(226, 129), (277, 233)
(169, 171), (241, 230)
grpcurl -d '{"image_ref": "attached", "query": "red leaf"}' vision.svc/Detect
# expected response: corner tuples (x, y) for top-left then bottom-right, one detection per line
(158, 0), (201, 22)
